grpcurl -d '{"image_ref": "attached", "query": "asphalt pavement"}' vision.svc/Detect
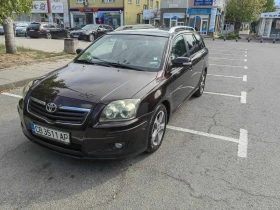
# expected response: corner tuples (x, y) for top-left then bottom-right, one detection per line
(1, 39), (280, 210)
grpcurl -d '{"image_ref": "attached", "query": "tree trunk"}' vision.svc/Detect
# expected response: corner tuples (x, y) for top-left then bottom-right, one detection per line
(234, 22), (242, 34)
(3, 17), (16, 54)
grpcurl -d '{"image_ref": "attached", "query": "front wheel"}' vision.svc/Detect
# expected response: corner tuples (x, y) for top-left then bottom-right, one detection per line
(146, 104), (167, 153)
(193, 69), (207, 97)
(46, 33), (52, 39)
(88, 34), (94, 42)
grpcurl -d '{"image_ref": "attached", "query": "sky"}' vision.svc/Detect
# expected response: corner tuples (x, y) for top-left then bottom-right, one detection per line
(276, 0), (280, 6)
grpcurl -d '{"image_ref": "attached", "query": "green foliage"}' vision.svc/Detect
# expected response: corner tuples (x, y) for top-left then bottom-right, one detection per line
(0, 0), (33, 24)
(226, 0), (267, 23)
(218, 33), (241, 40)
(263, 0), (276, 12)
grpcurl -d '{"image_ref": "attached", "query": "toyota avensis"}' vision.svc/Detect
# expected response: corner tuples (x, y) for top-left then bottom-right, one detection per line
(18, 27), (209, 159)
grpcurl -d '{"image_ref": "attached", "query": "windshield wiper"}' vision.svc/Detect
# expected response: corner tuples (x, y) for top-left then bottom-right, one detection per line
(75, 58), (112, 67)
(106, 62), (145, 71)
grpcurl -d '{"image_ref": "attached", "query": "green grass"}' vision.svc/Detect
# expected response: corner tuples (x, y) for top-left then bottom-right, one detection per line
(0, 43), (68, 60)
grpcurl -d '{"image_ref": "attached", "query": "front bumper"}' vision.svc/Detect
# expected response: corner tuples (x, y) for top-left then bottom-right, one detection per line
(18, 99), (152, 159)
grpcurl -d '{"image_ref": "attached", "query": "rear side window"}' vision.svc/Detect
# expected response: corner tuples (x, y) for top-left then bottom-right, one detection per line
(183, 34), (198, 56)
(170, 35), (188, 61)
(194, 34), (205, 50)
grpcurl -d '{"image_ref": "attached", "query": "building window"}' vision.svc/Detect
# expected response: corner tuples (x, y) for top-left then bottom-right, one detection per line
(128, 0), (132, 3)
(137, 14), (141, 24)
(76, 0), (83, 3)
(150, 0), (153, 8)
(143, 4), (147, 10)
(156, 1), (159, 9)
(102, 0), (115, 2)
(136, 0), (140, 5)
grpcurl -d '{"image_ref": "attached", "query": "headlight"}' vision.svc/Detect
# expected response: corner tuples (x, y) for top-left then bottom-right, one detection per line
(22, 80), (36, 99)
(99, 99), (140, 122)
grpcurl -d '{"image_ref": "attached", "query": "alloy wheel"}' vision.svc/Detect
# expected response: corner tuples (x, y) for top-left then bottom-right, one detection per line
(46, 33), (52, 39)
(200, 71), (206, 94)
(151, 111), (166, 146)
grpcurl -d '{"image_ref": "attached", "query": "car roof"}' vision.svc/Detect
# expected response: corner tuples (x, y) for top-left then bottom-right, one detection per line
(109, 28), (195, 38)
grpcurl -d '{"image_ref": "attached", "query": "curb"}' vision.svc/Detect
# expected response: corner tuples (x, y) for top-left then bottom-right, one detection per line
(0, 55), (74, 70)
(0, 77), (39, 92)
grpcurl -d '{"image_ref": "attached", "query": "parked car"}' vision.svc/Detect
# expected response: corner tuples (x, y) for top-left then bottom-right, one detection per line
(69, 25), (86, 31)
(15, 22), (29, 37)
(18, 27), (209, 159)
(26, 22), (69, 39)
(70, 24), (114, 42)
(114, 24), (155, 31)
(0, 26), (4, 35)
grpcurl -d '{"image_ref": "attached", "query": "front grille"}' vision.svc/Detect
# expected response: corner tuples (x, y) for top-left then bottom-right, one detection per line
(28, 98), (91, 125)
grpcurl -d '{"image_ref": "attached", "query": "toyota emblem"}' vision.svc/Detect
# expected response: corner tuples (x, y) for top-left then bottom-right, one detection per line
(46, 103), (57, 113)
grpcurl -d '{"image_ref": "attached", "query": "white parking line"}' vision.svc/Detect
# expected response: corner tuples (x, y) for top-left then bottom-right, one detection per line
(204, 91), (247, 104)
(210, 57), (244, 61)
(244, 59), (247, 62)
(210, 64), (248, 69)
(238, 129), (248, 158)
(245, 54), (247, 57)
(167, 125), (248, 158)
(1, 92), (22, 99)
(167, 125), (239, 143)
(208, 74), (247, 82)
(210, 53), (246, 56)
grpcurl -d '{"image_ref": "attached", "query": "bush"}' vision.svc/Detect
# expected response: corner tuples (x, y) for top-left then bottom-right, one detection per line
(218, 33), (241, 40)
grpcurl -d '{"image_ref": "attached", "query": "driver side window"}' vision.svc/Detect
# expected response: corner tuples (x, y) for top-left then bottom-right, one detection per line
(170, 35), (188, 62)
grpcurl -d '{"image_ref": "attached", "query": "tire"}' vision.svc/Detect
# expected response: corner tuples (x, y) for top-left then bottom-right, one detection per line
(46, 33), (52, 39)
(88, 34), (94, 42)
(146, 104), (167, 153)
(193, 69), (207, 97)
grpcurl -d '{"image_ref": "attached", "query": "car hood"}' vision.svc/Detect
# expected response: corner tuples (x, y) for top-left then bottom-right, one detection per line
(30, 63), (158, 105)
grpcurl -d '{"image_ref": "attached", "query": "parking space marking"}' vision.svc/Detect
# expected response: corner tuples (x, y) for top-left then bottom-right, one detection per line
(210, 64), (248, 69)
(245, 55), (247, 57)
(210, 53), (245, 56)
(210, 57), (244, 61)
(167, 126), (248, 158)
(204, 91), (247, 104)
(1, 92), (22, 99)
(167, 125), (239, 143)
(208, 74), (247, 82)
(244, 59), (247, 62)
(238, 129), (248, 158)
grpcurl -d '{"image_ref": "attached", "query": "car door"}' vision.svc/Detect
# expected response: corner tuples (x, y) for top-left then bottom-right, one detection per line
(96, 25), (105, 39)
(170, 35), (194, 108)
(56, 26), (68, 38)
(183, 33), (203, 90)
(193, 34), (207, 82)
(48, 24), (57, 38)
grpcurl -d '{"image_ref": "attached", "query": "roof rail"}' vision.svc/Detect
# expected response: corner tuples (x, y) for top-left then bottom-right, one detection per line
(168, 26), (196, 33)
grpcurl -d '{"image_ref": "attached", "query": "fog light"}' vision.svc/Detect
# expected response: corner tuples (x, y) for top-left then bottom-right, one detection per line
(115, 143), (123, 149)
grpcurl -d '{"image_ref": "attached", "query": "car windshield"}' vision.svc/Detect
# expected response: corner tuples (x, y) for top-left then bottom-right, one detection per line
(75, 34), (168, 72)
(82, 25), (98, 30)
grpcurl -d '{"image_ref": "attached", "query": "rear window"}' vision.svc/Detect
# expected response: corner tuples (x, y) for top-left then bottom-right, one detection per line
(27, 23), (40, 29)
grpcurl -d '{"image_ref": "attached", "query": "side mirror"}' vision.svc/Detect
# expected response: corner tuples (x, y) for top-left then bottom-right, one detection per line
(172, 57), (192, 68)
(76, 48), (83, 55)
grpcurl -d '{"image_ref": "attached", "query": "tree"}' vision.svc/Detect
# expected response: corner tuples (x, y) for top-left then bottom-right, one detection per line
(0, 0), (33, 54)
(225, 0), (267, 33)
(263, 0), (276, 12)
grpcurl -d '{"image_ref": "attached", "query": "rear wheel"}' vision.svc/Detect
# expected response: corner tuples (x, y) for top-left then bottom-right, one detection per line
(146, 104), (167, 153)
(46, 33), (52, 39)
(194, 69), (207, 97)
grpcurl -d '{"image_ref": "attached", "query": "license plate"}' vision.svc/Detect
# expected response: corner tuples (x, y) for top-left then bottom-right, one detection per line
(31, 123), (70, 144)
(30, 30), (34, 31)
